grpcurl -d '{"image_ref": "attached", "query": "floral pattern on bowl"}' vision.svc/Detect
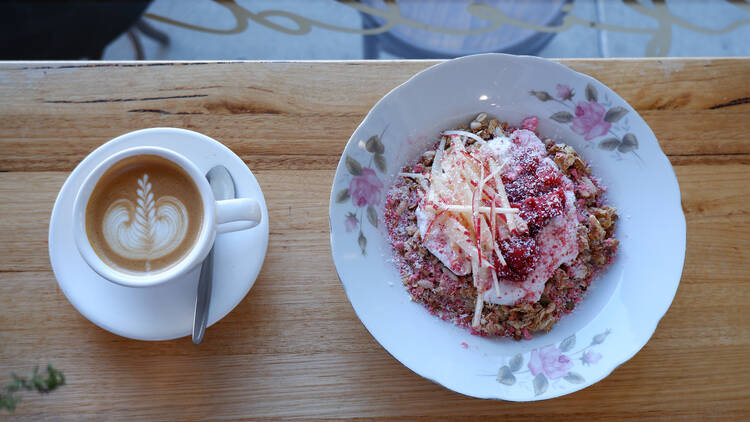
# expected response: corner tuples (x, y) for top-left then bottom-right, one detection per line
(530, 82), (642, 159)
(496, 329), (611, 396)
(329, 53), (685, 401)
(333, 129), (388, 255)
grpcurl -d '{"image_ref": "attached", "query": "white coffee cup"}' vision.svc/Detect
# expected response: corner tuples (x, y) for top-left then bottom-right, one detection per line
(72, 145), (261, 288)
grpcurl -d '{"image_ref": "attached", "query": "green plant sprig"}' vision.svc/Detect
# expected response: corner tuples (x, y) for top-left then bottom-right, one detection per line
(0, 365), (65, 412)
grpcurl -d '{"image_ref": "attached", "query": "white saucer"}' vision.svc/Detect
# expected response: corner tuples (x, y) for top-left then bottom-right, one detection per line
(49, 128), (269, 341)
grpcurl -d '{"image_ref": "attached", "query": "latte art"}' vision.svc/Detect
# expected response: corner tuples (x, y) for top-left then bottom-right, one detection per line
(86, 154), (203, 274)
(102, 175), (189, 270)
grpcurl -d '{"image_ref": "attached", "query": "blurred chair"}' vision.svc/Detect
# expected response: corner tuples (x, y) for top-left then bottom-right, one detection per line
(0, 0), (166, 60)
(127, 19), (170, 60)
(360, 0), (569, 59)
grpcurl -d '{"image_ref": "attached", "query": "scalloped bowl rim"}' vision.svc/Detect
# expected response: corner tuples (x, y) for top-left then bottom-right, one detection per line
(329, 53), (686, 401)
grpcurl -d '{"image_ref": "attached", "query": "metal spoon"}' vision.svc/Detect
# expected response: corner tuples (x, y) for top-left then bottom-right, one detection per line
(192, 165), (235, 344)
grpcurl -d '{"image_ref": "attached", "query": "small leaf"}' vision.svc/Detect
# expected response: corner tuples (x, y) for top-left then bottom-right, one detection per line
(497, 366), (516, 386)
(1, 394), (20, 412)
(599, 138), (620, 151)
(358, 231), (367, 255)
(592, 329), (611, 345)
(564, 372), (585, 384)
(365, 135), (385, 154)
(367, 205), (378, 228)
(585, 83), (598, 102)
(618, 133), (638, 152)
(550, 111), (574, 123)
(509, 353), (523, 372)
(335, 188), (350, 203)
(2, 364), (65, 412)
(373, 153), (387, 173)
(529, 90), (553, 101)
(346, 155), (362, 176)
(533, 373), (549, 396)
(604, 106), (628, 123)
(559, 334), (576, 352)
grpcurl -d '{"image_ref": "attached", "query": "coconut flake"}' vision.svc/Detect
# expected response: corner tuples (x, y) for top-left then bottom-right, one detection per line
(472, 288), (484, 328)
(443, 130), (487, 145)
(488, 157), (518, 233)
(490, 268), (501, 298)
(439, 204), (518, 215)
(431, 135), (447, 182)
(399, 172), (428, 179)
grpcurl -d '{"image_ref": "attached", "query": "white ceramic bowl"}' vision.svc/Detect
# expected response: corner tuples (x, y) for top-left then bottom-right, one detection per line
(329, 54), (685, 400)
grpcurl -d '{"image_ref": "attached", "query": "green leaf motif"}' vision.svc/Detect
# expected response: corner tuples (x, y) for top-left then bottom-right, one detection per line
(529, 90), (553, 101)
(604, 106), (628, 123)
(365, 135), (385, 154)
(373, 153), (387, 173)
(358, 231), (367, 255)
(550, 111), (574, 123)
(564, 372), (586, 384)
(585, 83), (598, 102)
(533, 373), (549, 396)
(559, 334), (576, 352)
(366, 205), (378, 228)
(592, 329), (612, 345)
(335, 188), (350, 203)
(346, 155), (362, 176)
(599, 138), (620, 151)
(497, 366), (516, 386)
(618, 133), (639, 152)
(509, 353), (523, 372)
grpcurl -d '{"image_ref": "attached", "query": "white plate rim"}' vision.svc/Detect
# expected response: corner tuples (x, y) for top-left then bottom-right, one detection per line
(329, 53), (686, 400)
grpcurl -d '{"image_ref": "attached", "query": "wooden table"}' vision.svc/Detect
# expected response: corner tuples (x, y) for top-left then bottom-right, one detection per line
(0, 59), (748, 420)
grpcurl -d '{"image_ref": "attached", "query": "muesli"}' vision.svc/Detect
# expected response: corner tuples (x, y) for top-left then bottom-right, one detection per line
(384, 114), (618, 340)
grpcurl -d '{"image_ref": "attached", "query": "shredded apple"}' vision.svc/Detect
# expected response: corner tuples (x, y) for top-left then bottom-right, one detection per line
(384, 114), (619, 339)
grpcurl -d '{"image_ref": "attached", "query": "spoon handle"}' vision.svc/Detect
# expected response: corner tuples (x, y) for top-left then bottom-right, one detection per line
(192, 244), (214, 344)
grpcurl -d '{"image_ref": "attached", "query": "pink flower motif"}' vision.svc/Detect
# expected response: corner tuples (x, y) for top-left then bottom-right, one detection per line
(582, 350), (602, 365)
(571, 100), (611, 141)
(521, 116), (538, 132)
(528, 344), (573, 380)
(345, 214), (358, 232)
(349, 167), (384, 208)
(556, 84), (573, 100)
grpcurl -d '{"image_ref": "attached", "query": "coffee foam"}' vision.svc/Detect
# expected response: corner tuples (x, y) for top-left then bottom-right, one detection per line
(102, 174), (189, 271)
(86, 155), (203, 274)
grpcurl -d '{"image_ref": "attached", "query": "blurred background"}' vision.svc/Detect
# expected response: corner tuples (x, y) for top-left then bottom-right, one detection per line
(2, 0), (749, 61)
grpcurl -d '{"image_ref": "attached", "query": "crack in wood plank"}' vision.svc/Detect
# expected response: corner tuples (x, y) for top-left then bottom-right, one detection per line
(44, 94), (208, 104)
(709, 97), (750, 110)
(127, 108), (203, 115)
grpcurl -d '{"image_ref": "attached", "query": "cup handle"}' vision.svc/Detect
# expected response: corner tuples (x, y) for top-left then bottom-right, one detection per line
(215, 198), (262, 233)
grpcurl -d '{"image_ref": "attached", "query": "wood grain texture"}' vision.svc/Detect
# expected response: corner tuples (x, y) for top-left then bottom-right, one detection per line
(0, 59), (749, 421)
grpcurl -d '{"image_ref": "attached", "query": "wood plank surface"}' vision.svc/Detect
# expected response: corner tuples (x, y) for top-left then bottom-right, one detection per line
(0, 59), (749, 421)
